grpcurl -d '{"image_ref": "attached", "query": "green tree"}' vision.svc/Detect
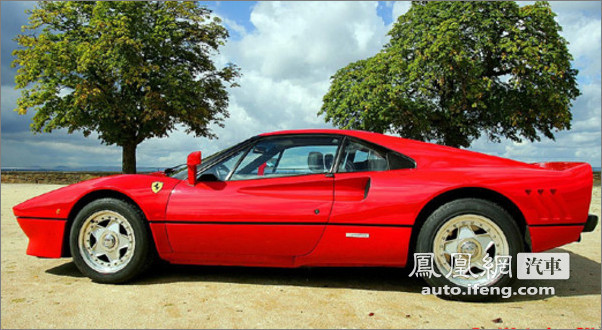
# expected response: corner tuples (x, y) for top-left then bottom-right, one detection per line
(13, 1), (239, 173)
(320, 1), (580, 147)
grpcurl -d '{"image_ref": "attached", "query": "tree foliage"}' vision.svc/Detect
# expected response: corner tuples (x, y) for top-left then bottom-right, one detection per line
(320, 1), (580, 147)
(13, 1), (239, 173)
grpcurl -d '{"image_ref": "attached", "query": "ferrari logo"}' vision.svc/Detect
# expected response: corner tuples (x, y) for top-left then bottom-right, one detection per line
(151, 181), (164, 194)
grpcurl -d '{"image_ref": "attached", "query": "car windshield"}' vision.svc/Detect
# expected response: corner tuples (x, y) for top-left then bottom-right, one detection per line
(166, 138), (254, 180)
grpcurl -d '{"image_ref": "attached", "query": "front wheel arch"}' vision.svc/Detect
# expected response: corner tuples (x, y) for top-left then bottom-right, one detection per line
(63, 190), (151, 257)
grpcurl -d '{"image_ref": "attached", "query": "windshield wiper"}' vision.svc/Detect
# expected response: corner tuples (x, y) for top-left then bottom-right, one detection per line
(164, 164), (185, 176)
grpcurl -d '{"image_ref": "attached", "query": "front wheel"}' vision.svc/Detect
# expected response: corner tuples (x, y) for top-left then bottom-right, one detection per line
(415, 198), (523, 300)
(69, 198), (154, 283)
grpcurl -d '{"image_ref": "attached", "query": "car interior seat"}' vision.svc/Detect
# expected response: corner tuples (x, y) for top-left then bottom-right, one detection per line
(324, 154), (334, 171)
(307, 151), (325, 173)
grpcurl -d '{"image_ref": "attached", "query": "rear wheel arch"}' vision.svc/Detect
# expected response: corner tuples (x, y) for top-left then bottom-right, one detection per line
(408, 187), (530, 260)
(62, 190), (152, 257)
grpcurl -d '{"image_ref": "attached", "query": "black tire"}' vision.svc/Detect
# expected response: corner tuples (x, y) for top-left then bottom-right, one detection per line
(69, 198), (155, 283)
(415, 198), (523, 301)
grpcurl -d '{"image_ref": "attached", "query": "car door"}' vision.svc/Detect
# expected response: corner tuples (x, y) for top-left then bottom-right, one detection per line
(164, 135), (341, 258)
(298, 137), (417, 266)
(329, 137), (417, 226)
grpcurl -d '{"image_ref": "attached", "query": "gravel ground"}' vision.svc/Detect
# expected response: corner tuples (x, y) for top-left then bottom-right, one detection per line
(1, 183), (600, 329)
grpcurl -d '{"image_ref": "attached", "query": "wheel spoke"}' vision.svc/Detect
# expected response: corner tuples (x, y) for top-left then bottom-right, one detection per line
(432, 213), (510, 288)
(91, 242), (105, 257)
(457, 225), (475, 239)
(117, 233), (131, 250)
(474, 234), (495, 252)
(79, 209), (139, 275)
(444, 239), (459, 254)
(90, 226), (104, 241)
(105, 248), (121, 262)
(106, 219), (120, 234)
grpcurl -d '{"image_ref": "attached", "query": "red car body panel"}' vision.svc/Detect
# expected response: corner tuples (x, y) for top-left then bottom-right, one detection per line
(13, 129), (596, 266)
(14, 174), (181, 257)
(163, 175), (332, 259)
(13, 174), (181, 221)
(295, 226), (412, 267)
(16, 218), (67, 258)
(528, 225), (584, 252)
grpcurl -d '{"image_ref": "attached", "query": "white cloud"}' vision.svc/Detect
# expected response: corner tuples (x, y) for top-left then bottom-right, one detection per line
(138, 1), (392, 167)
(392, 1), (412, 21)
(549, 1), (601, 17)
(2, 1), (600, 169)
(232, 1), (388, 81)
(221, 17), (249, 38)
(552, 3), (602, 79)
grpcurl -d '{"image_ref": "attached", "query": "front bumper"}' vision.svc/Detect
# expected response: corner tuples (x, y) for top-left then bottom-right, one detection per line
(583, 214), (599, 233)
(16, 217), (67, 258)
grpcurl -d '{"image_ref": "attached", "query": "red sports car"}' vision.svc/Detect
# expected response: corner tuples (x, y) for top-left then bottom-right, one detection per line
(13, 129), (598, 297)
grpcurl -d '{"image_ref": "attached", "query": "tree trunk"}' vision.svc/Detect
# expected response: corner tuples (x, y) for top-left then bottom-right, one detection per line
(122, 141), (137, 174)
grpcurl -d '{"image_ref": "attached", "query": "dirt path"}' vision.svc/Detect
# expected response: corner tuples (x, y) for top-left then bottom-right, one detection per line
(2, 184), (600, 329)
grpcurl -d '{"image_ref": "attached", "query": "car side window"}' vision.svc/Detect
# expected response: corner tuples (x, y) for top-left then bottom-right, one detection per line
(229, 136), (340, 180)
(274, 146), (337, 175)
(337, 139), (414, 173)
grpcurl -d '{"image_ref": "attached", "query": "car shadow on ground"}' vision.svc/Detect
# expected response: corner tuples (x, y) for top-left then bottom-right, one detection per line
(506, 248), (601, 302)
(46, 261), (425, 293)
(46, 248), (599, 302)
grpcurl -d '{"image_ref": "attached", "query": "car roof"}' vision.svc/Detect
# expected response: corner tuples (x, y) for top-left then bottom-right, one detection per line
(261, 128), (368, 136)
(259, 129), (531, 169)
(259, 129), (434, 153)
(259, 128), (404, 143)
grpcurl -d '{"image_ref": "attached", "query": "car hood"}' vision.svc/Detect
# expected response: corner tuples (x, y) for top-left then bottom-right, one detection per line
(13, 174), (181, 219)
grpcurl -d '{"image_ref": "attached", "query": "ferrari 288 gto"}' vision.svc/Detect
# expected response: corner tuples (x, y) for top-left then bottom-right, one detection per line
(13, 129), (598, 298)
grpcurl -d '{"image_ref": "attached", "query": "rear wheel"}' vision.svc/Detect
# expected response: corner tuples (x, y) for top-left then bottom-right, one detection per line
(415, 198), (523, 300)
(70, 198), (154, 283)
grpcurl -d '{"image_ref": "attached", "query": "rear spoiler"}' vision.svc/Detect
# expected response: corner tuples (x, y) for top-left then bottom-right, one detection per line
(532, 162), (593, 173)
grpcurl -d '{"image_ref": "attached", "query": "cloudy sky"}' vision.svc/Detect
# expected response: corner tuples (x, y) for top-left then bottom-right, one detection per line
(1, 1), (600, 170)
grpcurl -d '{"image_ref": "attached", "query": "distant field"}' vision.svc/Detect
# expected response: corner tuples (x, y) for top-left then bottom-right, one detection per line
(1, 170), (600, 186)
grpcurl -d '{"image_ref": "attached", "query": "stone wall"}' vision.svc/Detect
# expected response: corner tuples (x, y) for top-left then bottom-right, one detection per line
(1, 171), (121, 185)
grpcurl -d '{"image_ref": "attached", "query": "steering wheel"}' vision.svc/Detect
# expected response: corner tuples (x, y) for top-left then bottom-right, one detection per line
(215, 164), (231, 180)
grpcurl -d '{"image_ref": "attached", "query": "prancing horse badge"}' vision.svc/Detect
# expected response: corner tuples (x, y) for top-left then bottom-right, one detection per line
(151, 181), (164, 194)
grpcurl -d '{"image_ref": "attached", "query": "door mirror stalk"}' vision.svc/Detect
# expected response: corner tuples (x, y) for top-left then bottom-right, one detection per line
(187, 151), (202, 185)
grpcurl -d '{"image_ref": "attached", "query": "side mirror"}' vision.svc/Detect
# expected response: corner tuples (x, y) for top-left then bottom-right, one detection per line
(187, 151), (202, 185)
